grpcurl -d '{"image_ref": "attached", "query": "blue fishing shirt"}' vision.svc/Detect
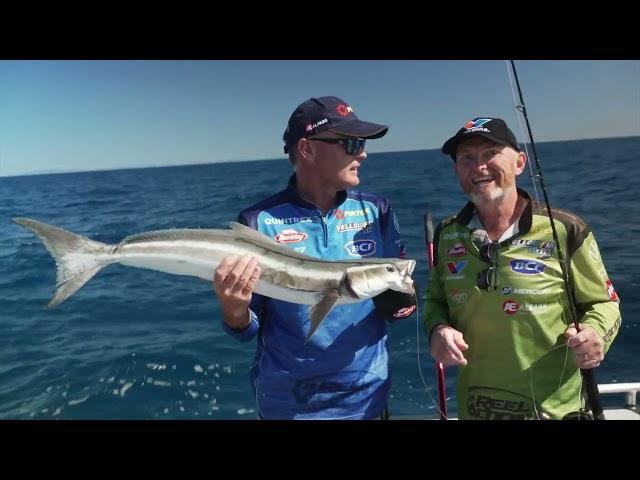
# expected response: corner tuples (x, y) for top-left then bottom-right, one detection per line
(222, 174), (406, 419)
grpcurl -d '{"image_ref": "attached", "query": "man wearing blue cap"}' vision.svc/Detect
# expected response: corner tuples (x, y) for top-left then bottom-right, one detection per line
(212, 96), (416, 419)
(424, 117), (621, 419)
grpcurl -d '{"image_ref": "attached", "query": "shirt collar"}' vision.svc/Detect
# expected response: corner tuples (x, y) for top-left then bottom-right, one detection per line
(456, 187), (534, 242)
(285, 173), (348, 210)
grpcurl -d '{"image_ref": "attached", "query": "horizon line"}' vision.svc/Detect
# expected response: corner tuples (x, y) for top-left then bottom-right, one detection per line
(1, 134), (638, 179)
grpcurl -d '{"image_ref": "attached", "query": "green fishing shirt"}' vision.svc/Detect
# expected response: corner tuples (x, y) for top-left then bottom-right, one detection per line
(424, 189), (621, 419)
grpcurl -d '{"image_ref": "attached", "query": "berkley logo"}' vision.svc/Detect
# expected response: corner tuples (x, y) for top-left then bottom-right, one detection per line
(446, 243), (467, 257)
(274, 229), (308, 244)
(393, 305), (416, 318)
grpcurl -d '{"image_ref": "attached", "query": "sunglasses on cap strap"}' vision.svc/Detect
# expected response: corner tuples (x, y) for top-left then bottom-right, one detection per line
(477, 241), (500, 291)
(309, 137), (366, 155)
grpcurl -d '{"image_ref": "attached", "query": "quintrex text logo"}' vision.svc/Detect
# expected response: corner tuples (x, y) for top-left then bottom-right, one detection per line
(446, 243), (467, 257)
(344, 240), (376, 257)
(274, 229), (308, 244)
(265, 216), (313, 225)
(510, 259), (546, 275)
(463, 118), (491, 134)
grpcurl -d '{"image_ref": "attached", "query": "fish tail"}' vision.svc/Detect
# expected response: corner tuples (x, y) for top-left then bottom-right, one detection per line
(13, 217), (113, 307)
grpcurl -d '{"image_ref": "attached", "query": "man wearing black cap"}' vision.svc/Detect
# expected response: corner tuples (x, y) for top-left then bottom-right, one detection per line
(424, 117), (621, 419)
(212, 96), (416, 419)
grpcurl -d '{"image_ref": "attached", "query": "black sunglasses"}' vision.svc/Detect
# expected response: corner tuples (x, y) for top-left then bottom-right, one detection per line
(477, 241), (500, 291)
(309, 137), (366, 155)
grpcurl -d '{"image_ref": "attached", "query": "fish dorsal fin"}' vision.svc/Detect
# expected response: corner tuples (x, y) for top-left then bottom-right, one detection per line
(229, 222), (409, 265)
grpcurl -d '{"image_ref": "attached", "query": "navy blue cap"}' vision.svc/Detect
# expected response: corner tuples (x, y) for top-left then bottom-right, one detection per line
(442, 117), (520, 161)
(283, 96), (388, 154)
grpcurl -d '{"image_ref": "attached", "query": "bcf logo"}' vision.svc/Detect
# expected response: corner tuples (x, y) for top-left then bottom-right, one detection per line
(510, 259), (546, 274)
(503, 300), (518, 315)
(344, 240), (376, 257)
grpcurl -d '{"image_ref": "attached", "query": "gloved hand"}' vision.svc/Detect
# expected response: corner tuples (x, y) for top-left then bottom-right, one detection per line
(372, 278), (419, 322)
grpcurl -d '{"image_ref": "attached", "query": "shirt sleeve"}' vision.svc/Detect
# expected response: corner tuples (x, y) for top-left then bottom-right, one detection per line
(221, 307), (261, 342)
(423, 222), (452, 339)
(570, 232), (621, 353)
(380, 204), (406, 258)
(220, 211), (268, 342)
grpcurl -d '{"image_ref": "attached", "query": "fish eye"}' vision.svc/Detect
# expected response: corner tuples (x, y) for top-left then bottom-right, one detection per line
(386, 266), (395, 272)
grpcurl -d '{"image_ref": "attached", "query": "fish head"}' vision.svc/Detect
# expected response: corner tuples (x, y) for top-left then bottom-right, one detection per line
(345, 259), (416, 299)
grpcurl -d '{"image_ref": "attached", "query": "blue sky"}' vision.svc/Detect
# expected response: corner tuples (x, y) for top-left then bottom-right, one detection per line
(1, 60), (638, 177)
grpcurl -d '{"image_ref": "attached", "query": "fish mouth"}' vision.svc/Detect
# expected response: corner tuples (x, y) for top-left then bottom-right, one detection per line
(344, 274), (363, 299)
(402, 259), (416, 276)
(399, 259), (416, 292)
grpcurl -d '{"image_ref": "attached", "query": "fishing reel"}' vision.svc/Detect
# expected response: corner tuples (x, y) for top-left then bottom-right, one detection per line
(562, 409), (596, 420)
(536, 409), (598, 420)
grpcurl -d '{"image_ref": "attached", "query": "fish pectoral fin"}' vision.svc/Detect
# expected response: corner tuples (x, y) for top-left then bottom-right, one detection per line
(305, 291), (340, 343)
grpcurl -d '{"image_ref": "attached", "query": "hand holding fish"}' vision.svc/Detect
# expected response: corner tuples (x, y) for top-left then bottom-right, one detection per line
(213, 255), (261, 331)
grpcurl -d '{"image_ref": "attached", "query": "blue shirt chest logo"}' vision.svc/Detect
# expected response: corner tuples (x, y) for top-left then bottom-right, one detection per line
(344, 240), (377, 257)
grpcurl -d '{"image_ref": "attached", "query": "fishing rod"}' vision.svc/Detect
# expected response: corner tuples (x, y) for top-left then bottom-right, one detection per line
(424, 204), (448, 420)
(507, 60), (604, 420)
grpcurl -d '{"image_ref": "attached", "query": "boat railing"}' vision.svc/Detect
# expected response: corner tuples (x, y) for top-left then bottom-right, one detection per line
(598, 383), (640, 407)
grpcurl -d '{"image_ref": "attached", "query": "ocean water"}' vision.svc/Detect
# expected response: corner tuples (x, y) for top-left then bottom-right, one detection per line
(1, 137), (639, 419)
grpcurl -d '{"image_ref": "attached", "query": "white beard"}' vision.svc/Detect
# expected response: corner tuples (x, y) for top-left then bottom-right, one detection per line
(469, 184), (514, 206)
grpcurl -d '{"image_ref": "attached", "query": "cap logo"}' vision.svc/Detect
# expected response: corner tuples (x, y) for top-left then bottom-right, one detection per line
(305, 118), (328, 133)
(463, 118), (492, 134)
(336, 104), (353, 117)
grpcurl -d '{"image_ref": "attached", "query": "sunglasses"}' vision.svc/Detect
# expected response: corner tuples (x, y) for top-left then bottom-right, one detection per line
(477, 241), (500, 291)
(309, 137), (366, 155)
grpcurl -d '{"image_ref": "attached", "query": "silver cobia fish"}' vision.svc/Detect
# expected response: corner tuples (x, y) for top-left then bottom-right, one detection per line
(14, 218), (416, 340)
